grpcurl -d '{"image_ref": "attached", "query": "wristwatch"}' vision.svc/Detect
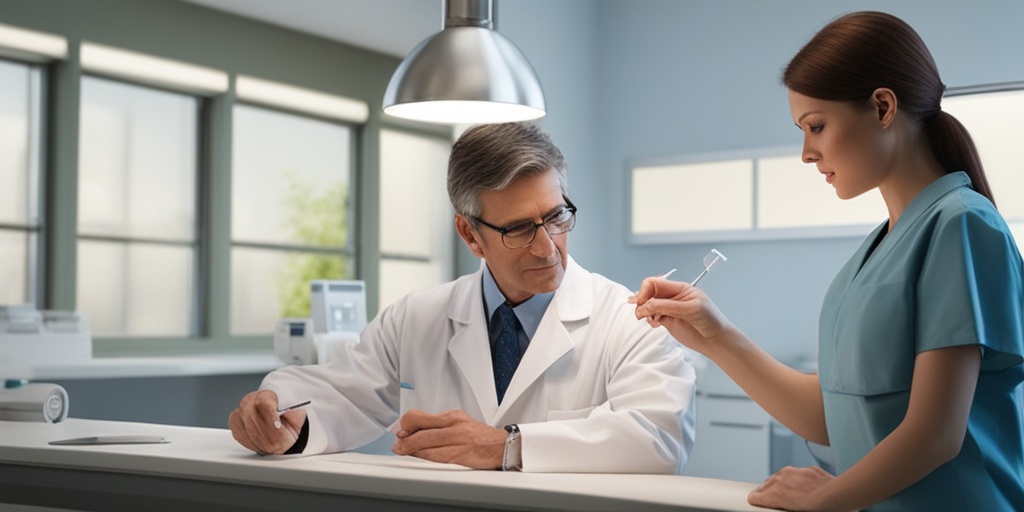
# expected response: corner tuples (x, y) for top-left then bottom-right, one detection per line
(502, 424), (522, 471)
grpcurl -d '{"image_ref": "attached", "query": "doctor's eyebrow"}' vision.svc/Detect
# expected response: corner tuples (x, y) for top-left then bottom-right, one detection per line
(498, 202), (570, 228)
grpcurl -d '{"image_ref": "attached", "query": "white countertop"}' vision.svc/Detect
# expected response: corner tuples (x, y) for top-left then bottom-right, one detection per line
(0, 352), (281, 381)
(0, 418), (766, 511)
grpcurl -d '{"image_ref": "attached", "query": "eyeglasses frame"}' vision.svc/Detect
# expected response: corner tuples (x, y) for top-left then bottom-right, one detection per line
(471, 196), (577, 249)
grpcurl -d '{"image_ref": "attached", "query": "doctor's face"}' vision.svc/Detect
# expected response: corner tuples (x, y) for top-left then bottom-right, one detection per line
(457, 168), (570, 305)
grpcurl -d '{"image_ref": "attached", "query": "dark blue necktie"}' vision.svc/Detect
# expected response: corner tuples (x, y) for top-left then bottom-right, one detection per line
(490, 303), (522, 404)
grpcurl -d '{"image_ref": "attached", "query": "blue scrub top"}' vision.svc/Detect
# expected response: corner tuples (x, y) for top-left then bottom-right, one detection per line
(818, 172), (1024, 511)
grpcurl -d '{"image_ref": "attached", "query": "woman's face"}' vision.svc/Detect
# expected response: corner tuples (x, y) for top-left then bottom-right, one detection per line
(788, 89), (894, 200)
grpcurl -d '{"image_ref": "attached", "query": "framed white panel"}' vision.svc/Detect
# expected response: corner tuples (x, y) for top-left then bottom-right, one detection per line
(943, 89), (1024, 224)
(757, 154), (884, 229)
(632, 159), (753, 235)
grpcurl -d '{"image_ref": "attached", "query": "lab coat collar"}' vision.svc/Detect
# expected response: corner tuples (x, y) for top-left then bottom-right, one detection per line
(446, 255), (591, 423)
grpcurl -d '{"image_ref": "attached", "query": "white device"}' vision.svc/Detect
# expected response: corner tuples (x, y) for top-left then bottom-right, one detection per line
(310, 280), (367, 334)
(273, 317), (360, 366)
(0, 304), (92, 368)
(273, 317), (317, 365)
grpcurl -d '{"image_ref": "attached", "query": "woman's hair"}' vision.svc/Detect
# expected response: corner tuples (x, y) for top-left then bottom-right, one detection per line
(782, 11), (994, 205)
(447, 122), (568, 218)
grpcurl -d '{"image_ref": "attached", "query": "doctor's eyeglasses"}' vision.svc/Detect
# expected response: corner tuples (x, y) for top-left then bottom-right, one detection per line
(473, 198), (577, 249)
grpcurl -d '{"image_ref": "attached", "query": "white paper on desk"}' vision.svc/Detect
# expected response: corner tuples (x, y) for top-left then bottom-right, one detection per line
(320, 452), (472, 471)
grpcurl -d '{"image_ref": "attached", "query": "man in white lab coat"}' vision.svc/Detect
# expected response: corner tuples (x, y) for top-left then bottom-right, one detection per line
(228, 122), (696, 474)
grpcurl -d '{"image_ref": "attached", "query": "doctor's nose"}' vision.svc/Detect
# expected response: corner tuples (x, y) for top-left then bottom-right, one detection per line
(529, 226), (557, 258)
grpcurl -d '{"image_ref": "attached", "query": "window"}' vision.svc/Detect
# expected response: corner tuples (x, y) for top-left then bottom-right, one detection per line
(944, 86), (1024, 248)
(378, 129), (455, 310)
(631, 85), (1024, 245)
(0, 59), (43, 305)
(76, 76), (200, 337)
(630, 148), (884, 243)
(230, 104), (355, 335)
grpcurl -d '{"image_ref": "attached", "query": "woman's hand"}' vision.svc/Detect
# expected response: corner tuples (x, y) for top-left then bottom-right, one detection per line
(749, 466), (839, 511)
(629, 277), (734, 354)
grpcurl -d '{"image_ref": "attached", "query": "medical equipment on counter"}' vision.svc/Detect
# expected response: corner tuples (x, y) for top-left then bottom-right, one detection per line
(0, 304), (92, 367)
(274, 280), (366, 366)
(310, 280), (366, 334)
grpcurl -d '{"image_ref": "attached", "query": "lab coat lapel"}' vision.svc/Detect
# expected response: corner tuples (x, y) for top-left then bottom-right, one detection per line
(496, 256), (590, 417)
(446, 269), (499, 421)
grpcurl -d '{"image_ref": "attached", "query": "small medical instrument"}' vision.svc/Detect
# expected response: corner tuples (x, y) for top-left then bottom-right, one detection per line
(656, 268), (678, 280)
(634, 268), (676, 294)
(277, 400), (311, 415)
(690, 249), (727, 286)
(49, 435), (168, 446)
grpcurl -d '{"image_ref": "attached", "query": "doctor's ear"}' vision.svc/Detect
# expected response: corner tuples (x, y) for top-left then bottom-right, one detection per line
(455, 215), (486, 259)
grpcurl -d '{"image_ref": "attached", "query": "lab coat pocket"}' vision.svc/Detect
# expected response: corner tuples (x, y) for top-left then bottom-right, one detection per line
(547, 405), (597, 421)
(829, 281), (913, 396)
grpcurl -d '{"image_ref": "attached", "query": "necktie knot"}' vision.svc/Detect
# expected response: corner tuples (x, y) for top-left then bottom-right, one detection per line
(491, 303), (522, 404)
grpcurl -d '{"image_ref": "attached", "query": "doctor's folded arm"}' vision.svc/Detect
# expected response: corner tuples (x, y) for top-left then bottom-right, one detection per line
(228, 121), (697, 474)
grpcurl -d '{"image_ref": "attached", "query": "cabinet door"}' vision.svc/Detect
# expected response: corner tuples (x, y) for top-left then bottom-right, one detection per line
(684, 395), (771, 483)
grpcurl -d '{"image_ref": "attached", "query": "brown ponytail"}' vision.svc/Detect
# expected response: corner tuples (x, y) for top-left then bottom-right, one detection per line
(782, 11), (996, 206)
(926, 111), (994, 206)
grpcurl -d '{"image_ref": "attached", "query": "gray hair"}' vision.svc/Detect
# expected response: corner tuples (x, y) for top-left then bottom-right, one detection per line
(447, 122), (568, 218)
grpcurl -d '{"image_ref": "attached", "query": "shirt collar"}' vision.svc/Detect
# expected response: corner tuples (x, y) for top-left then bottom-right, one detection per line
(892, 171), (972, 234)
(482, 263), (555, 340)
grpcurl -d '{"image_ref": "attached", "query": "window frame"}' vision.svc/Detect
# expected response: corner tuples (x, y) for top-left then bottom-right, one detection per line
(228, 100), (361, 335)
(0, 56), (47, 307)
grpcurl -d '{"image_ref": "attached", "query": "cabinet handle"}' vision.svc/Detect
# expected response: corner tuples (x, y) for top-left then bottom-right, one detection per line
(709, 421), (765, 430)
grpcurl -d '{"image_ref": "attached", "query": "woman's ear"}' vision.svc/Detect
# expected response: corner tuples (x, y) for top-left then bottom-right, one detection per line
(455, 214), (486, 259)
(872, 88), (898, 129)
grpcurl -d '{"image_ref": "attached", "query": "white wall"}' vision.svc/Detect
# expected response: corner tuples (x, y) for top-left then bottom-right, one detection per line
(500, 0), (1024, 363)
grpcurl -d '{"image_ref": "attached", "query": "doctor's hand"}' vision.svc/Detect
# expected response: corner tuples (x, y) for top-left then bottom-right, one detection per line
(391, 409), (506, 469)
(629, 277), (734, 355)
(748, 465), (838, 511)
(227, 390), (306, 455)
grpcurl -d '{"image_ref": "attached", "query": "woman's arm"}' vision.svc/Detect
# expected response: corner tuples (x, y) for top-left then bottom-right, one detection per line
(751, 344), (981, 511)
(633, 280), (828, 444)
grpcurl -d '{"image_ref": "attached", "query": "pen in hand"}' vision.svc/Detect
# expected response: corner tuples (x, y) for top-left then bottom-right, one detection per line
(274, 400), (311, 429)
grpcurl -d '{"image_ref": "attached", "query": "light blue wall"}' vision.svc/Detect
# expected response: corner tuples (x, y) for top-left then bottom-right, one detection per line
(501, 0), (1024, 363)
(4, 0), (1022, 426)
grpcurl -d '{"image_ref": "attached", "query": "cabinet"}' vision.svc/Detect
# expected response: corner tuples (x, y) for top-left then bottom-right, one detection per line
(683, 361), (771, 483)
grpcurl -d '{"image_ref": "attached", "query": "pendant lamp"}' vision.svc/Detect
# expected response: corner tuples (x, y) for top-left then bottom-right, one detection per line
(382, 0), (545, 125)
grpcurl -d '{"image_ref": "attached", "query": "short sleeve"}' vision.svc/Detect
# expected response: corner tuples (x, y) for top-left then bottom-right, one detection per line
(916, 203), (1024, 371)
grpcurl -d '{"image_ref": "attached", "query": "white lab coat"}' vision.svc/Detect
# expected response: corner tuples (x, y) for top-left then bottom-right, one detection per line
(262, 256), (696, 474)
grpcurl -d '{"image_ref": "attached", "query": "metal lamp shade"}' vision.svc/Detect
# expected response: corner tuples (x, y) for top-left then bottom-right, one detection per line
(382, 25), (546, 125)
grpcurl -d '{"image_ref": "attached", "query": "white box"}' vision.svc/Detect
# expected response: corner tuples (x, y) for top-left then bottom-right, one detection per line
(0, 306), (93, 367)
(309, 280), (366, 334)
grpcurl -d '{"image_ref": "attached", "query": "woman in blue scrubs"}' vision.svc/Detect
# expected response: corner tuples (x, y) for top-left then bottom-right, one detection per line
(633, 11), (1024, 512)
